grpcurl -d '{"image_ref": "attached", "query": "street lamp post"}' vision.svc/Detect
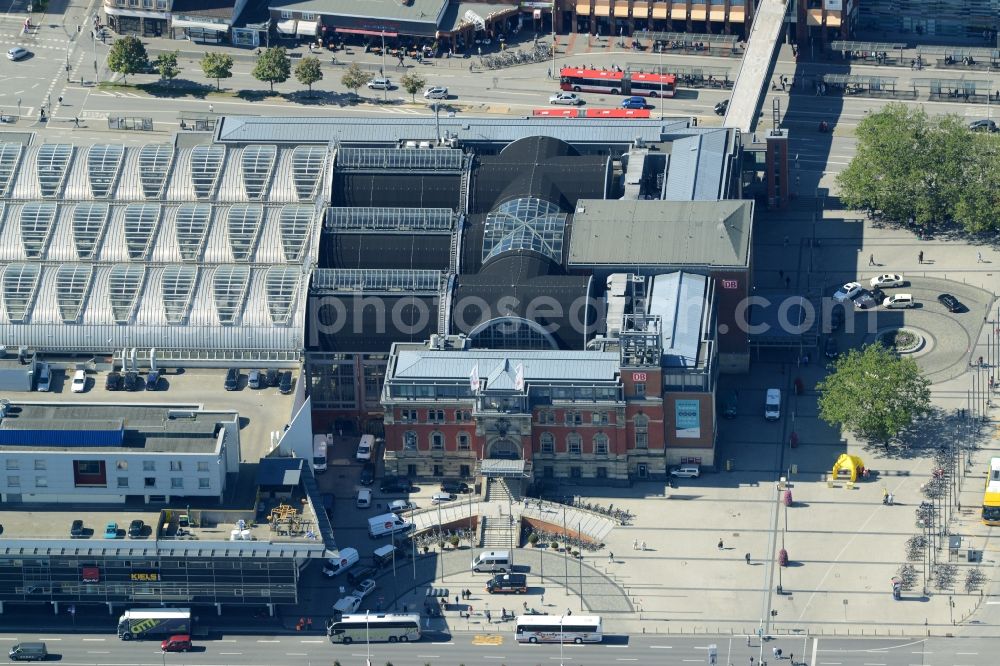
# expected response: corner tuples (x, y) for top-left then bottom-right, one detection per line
(559, 615), (565, 665)
(578, 520), (584, 611)
(366, 610), (371, 665)
(381, 30), (388, 102)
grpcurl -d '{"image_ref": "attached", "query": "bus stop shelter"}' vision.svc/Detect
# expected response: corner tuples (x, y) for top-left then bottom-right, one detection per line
(913, 77), (994, 102)
(916, 46), (1000, 69)
(646, 31), (741, 57)
(830, 40), (906, 65)
(630, 62), (732, 87)
(821, 73), (902, 97)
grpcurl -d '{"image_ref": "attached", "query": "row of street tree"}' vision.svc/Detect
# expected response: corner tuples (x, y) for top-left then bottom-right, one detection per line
(836, 103), (1000, 233)
(106, 37), (428, 100)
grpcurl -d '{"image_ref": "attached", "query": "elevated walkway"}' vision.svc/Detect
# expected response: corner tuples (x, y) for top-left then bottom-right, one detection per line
(723, 0), (788, 133)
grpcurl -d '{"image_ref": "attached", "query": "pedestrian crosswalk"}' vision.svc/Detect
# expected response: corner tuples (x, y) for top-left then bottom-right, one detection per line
(1, 32), (72, 52)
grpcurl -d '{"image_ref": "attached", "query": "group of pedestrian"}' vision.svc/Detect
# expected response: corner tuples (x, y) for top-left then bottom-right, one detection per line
(460, 588), (473, 600)
(631, 539), (646, 550)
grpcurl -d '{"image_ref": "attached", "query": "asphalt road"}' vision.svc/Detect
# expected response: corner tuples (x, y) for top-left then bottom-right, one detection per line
(0, 631), (996, 666)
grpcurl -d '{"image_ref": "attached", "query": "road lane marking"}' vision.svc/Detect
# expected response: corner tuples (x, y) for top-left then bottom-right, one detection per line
(256, 639), (280, 643)
(285, 652), (307, 656)
(431, 641), (455, 645)
(418, 655), (440, 658)
(650, 645), (673, 648)
(956, 653), (978, 655)
(482, 656), (507, 659)
(863, 663), (886, 665)
(219, 652), (242, 655)
(616, 659), (638, 662)
(82, 638), (106, 641)
(85, 651), (110, 654)
(299, 640), (324, 643)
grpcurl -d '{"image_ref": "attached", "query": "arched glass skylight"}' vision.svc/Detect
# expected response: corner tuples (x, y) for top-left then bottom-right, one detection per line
(241, 145), (277, 200)
(138, 144), (173, 199)
(212, 265), (250, 325)
(291, 145), (326, 200)
(226, 204), (264, 261)
(123, 203), (162, 260)
(19, 202), (59, 258)
(264, 266), (300, 325)
(482, 197), (566, 264)
(36, 144), (74, 197)
(190, 144), (225, 199)
(278, 205), (313, 262)
(174, 203), (212, 261)
(55, 264), (94, 323)
(107, 264), (146, 323)
(0, 143), (24, 198)
(161, 265), (198, 324)
(2, 263), (41, 322)
(87, 144), (124, 198)
(72, 203), (111, 259)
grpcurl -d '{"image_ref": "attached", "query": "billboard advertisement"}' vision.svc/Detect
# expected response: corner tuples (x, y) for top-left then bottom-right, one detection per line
(675, 399), (701, 439)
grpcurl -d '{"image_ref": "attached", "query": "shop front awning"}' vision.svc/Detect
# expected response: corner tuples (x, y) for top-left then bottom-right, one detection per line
(576, 0), (591, 16)
(297, 20), (318, 36)
(826, 14), (842, 27)
(807, 8), (822, 26)
(171, 17), (229, 32)
(614, 2), (630, 17)
(276, 19), (296, 35)
(632, 1), (649, 17)
(594, 0), (611, 17)
(104, 6), (166, 19)
(728, 6), (745, 22)
(651, 2), (668, 19)
(671, 6), (687, 20)
(709, 8), (725, 21)
(336, 28), (399, 37)
(690, 5), (707, 21)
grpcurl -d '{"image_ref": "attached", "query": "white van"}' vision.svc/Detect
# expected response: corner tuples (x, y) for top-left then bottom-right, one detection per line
(313, 434), (329, 474)
(471, 549), (511, 573)
(368, 512), (412, 539)
(373, 544), (400, 567)
(36, 363), (51, 392)
(883, 293), (915, 309)
(356, 488), (372, 508)
(764, 388), (781, 421)
(356, 434), (375, 462)
(322, 547), (359, 577)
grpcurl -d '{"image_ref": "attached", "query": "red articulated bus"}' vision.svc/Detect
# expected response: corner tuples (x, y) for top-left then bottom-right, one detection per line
(559, 67), (676, 98)
(532, 108), (652, 118)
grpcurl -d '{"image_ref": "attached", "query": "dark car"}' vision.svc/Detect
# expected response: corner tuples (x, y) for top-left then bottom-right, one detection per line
(105, 372), (123, 391)
(278, 370), (293, 394)
(347, 565), (378, 587)
(440, 479), (470, 494)
(937, 293), (962, 312)
(824, 336), (839, 359)
(829, 307), (845, 331)
(265, 368), (280, 387)
(224, 367), (240, 391)
(145, 369), (160, 390)
(714, 99), (729, 115)
(380, 476), (414, 493)
(869, 287), (886, 304)
(968, 119), (997, 132)
(854, 289), (878, 310)
(123, 371), (139, 391)
(70, 519), (85, 538)
(360, 462), (375, 486)
(248, 369), (263, 389)
(128, 519), (145, 539)
(621, 96), (648, 109)
(721, 390), (738, 418)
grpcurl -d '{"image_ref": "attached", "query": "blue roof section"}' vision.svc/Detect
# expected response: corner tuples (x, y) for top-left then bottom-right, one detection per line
(663, 130), (729, 201)
(648, 272), (707, 368)
(256, 457), (304, 487)
(0, 420), (124, 447)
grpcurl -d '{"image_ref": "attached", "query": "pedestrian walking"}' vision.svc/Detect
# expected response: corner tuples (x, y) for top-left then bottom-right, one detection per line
(208, 104), (214, 114)
(501, 607), (506, 620)
(745, 552), (751, 564)
(640, 540), (646, 551)
(918, 250), (923, 264)
(718, 538), (724, 550)
(747, 635), (751, 646)
(778, 269), (784, 280)
(633, 538), (639, 550)
(486, 609), (491, 623)
(608, 551), (614, 563)
(566, 608), (572, 616)
(773, 647), (779, 659)
(523, 601), (528, 611)
(785, 276), (791, 288)
(789, 653), (793, 665)
(977, 251), (983, 263)
(868, 253), (875, 266)
(750, 657), (754, 666)
(455, 595), (459, 605)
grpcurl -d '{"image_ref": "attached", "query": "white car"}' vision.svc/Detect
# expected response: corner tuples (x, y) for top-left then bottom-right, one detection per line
(367, 77), (392, 90)
(333, 595), (362, 614)
(71, 369), (87, 393)
(431, 492), (456, 504)
(423, 86), (448, 99)
(7, 47), (29, 61)
(352, 579), (376, 600)
(833, 282), (864, 302)
(670, 465), (701, 478)
(389, 499), (415, 513)
(869, 274), (904, 288)
(549, 92), (583, 105)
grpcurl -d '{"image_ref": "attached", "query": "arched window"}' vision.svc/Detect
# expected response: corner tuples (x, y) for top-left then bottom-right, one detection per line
(634, 414), (648, 449)
(431, 431), (444, 450)
(567, 433), (582, 455)
(403, 431), (417, 451)
(540, 432), (554, 454)
(457, 432), (471, 450)
(593, 433), (609, 456)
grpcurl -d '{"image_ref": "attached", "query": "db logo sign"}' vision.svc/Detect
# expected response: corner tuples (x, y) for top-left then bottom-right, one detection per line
(632, 372), (647, 382)
(721, 279), (738, 289)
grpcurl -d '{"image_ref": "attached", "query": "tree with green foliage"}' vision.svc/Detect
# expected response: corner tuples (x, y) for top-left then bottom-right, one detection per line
(400, 71), (426, 102)
(340, 62), (373, 97)
(294, 56), (323, 95)
(107, 36), (148, 84)
(200, 52), (234, 91)
(253, 47), (291, 92)
(154, 51), (180, 83)
(953, 133), (1000, 233)
(817, 342), (931, 448)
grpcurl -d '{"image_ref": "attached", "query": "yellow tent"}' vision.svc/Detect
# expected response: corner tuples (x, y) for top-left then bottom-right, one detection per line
(831, 454), (866, 482)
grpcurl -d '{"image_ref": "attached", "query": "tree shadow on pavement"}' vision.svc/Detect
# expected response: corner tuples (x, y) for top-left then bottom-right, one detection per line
(136, 80), (213, 99)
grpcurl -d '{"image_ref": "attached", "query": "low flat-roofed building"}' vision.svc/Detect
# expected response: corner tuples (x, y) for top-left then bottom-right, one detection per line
(0, 403), (239, 504)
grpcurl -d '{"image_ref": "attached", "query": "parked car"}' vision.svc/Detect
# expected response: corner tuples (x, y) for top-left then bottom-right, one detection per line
(824, 336), (839, 359)
(123, 371), (139, 391)
(714, 99), (729, 115)
(721, 389), (738, 418)
(621, 95), (648, 109)
(248, 369), (262, 389)
(380, 476), (415, 493)
(224, 367), (240, 391)
(869, 273), (904, 288)
(265, 368), (280, 387)
(333, 595), (362, 614)
(352, 579), (377, 600)
(829, 307), (845, 331)
(103, 522), (119, 539)
(424, 86), (448, 99)
(833, 282), (864, 302)
(36, 363), (51, 392)
(145, 369), (160, 391)
(347, 565), (378, 587)
(431, 492), (456, 504)
(968, 119), (997, 132)
(854, 289), (879, 310)
(128, 519), (145, 539)
(440, 479), (470, 494)
(883, 293), (915, 308)
(105, 371), (123, 391)
(670, 465), (700, 478)
(278, 371), (293, 394)
(7, 47), (29, 61)
(367, 77), (393, 90)
(549, 92), (583, 105)
(71, 369), (87, 393)
(70, 520), (85, 538)
(360, 462), (375, 486)
(937, 293), (962, 312)
(389, 499), (416, 513)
